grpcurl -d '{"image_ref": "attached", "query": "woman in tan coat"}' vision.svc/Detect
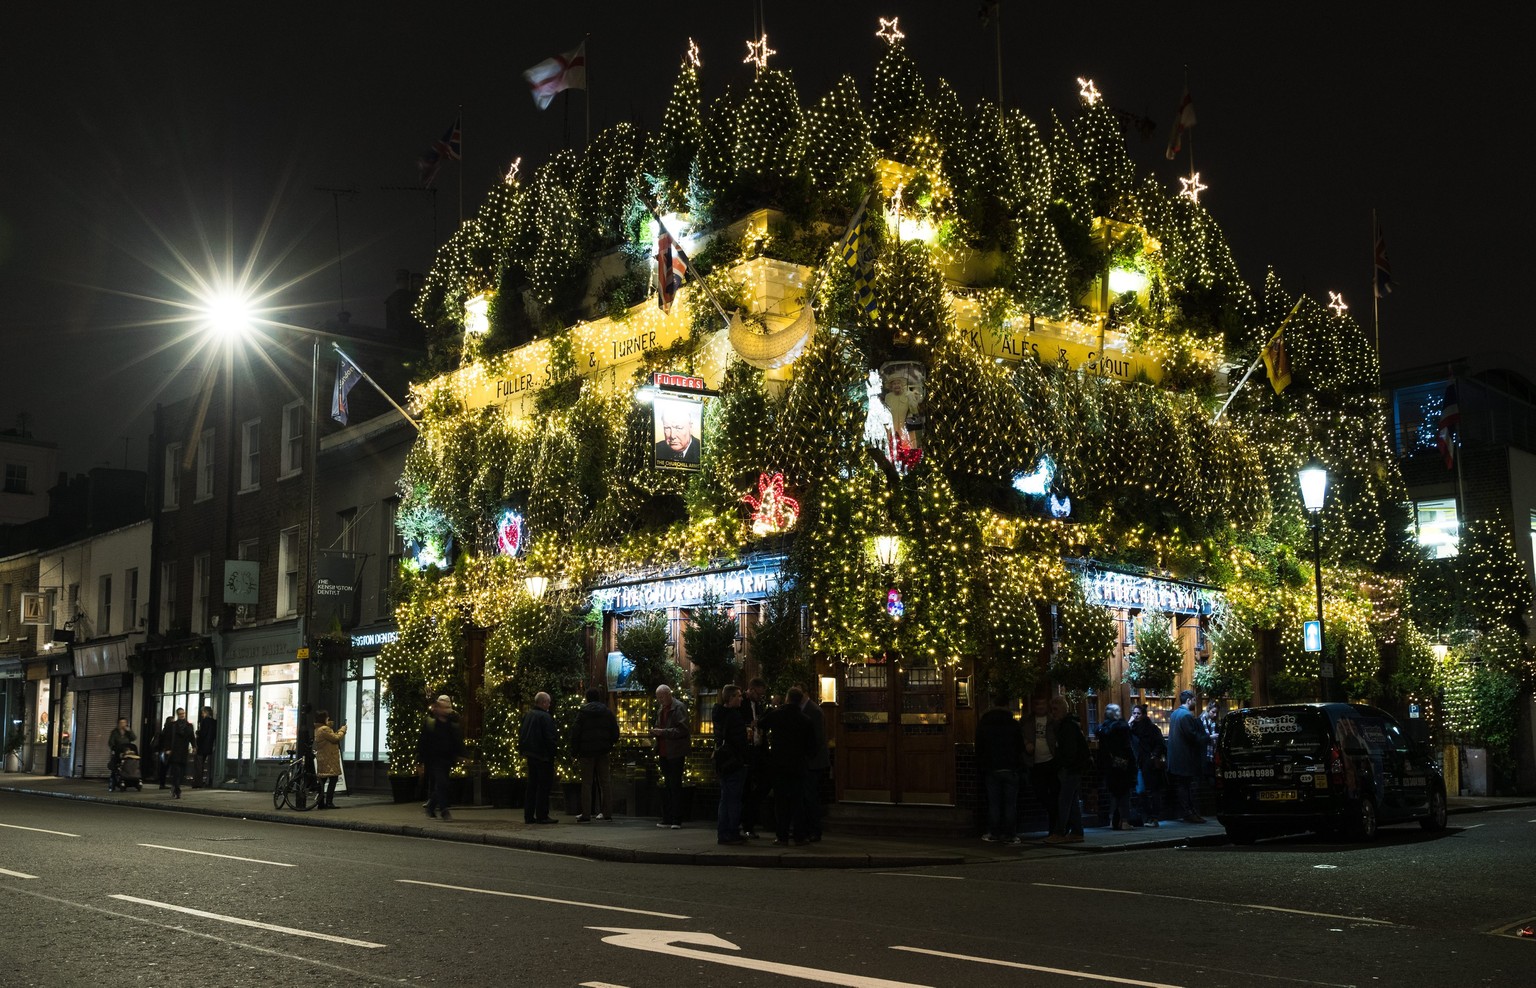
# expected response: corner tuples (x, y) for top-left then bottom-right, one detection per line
(313, 710), (348, 810)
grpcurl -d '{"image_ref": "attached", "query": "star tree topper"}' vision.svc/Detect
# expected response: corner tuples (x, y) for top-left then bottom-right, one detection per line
(876, 16), (905, 46)
(744, 34), (776, 72)
(1077, 77), (1101, 106)
(1328, 291), (1348, 317)
(1178, 172), (1208, 203)
(686, 37), (701, 67)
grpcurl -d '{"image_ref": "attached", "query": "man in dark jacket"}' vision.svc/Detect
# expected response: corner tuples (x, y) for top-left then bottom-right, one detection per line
(763, 685), (814, 845)
(975, 695), (1025, 843)
(162, 708), (197, 799)
(570, 687), (619, 821)
(416, 695), (464, 821)
(1167, 690), (1207, 824)
(520, 691), (559, 825)
(1043, 695), (1088, 844)
(194, 706), (218, 789)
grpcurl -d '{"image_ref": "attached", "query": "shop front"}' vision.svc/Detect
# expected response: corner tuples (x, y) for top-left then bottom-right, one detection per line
(215, 622), (303, 790)
(69, 636), (142, 779)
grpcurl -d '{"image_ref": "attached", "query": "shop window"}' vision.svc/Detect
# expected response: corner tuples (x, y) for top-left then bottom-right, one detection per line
(97, 574), (111, 636)
(4, 462), (27, 494)
(195, 429), (214, 501)
(240, 418), (261, 491)
(278, 527), (300, 617)
(193, 554), (211, 632)
(1413, 498), (1459, 558)
(280, 402), (304, 477)
(162, 443), (182, 509)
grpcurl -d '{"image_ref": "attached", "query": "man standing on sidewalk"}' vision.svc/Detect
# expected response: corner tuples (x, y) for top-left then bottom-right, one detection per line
(650, 684), (690, 829)
(570, 687), (618, 821)
(417, 695), (463, 821)
(520, 691), (559, 825)
(1167, 690), (1207, 824)
(194, 706), (217, 789)
(1024, 696), (1059, 836)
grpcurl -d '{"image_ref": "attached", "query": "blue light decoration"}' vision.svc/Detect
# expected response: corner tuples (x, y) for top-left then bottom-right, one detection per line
(495, 510), (526, 557)
(885, 588), (905, 620)
(1012, 455), (1055, 496)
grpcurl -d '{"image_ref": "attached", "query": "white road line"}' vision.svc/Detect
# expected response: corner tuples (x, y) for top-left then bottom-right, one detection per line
(1033, 883), (1394, 926)
(893, 945), (1187, 988)
(872, 872), (964, 880)
(138, 843), (295, 867)
(397, 879), (690, 919)
(108, 895), (386, 948)
(0, 867), (39, 879)
(0, 822), (79, 838)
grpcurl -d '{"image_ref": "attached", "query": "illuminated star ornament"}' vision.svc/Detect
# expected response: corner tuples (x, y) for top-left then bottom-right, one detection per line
(743, 472), (801, 536)
(686, 37), (701, 67)
(744, 34), (776, 71)
(1077, 77), (1101, 106)
(876, 16), (905, 46)
(503, 157), (521, 186)
(1328, 291), (1349, 317)
(1178, 172), (1208, 203)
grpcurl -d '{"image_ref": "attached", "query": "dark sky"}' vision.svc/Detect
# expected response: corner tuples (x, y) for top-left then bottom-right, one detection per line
(0, 2), (1520, 476)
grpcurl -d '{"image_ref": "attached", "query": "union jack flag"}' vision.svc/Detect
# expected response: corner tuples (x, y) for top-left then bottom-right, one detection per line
(656, 233), (687, 312)
(417, 115), (462, 187)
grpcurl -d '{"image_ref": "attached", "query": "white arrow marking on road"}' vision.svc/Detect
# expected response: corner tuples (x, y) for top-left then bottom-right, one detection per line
(139, 843), (295, 867)
(0, 867), (39, 879)
(591, 927), (935, 987)
(892, 946), (1187, 987)
(0, 822), (80, 838)
(398, 880), (690, 919)
(109, 895), (386, 948)
(1033, 882), (1394, 925)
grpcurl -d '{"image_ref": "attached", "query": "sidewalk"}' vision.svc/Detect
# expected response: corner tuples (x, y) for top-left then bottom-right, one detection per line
(3, 775), (1528, 869)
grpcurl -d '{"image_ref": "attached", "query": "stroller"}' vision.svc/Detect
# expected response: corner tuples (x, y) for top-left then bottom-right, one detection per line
(112, 743), (144, 792)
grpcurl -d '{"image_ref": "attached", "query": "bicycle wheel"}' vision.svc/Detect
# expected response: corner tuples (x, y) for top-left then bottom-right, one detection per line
(273, 768), (292, 810)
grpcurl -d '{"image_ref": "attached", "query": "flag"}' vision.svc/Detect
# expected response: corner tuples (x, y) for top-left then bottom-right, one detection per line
(656, 232), (686, 312)
(1374, 224), (1395, 298)
(417, 115), (462, 187)
(1164, 86), (1196, 161)
(1437, 380), (1459, 470)
(331, 353), (362, 425)
(842, 216), (879, 319)
(524, 41), (587, 110)
(1260, 298), (1302, 394)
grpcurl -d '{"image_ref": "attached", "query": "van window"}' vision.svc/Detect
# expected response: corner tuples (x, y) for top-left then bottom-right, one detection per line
(1223, 709), (1331, 761)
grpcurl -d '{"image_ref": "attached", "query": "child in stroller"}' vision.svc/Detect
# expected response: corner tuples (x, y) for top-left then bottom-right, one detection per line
(113, 743), (144, 792)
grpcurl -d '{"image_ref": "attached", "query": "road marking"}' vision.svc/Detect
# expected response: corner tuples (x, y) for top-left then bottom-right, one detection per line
(0, 867), (38, 879)
(592, 927), (934, 987)
(1033, 883), (1394, 925)
(108, 895), (386, 948)
(139, 843), (294, 867)
(892, 946), (1186, 987)
(872, 872), (963, 880)
(398, 880), (690, 919)
(0, 822), (79, 838)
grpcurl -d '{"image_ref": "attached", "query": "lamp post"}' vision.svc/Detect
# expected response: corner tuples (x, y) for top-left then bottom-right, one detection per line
(1298, 463), (1330, 701)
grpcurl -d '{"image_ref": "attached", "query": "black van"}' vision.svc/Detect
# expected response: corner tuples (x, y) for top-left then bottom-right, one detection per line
(1215, 703), (1448, 843)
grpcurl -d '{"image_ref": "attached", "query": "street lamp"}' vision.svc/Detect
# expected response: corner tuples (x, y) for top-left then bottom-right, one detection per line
(1298, 463), (1329, 701)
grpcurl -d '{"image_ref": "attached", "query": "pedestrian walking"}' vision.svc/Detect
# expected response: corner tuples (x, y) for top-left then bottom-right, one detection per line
(1167, 690), (1207, 823)
(763, 685), (814, 845)
(570, 687), (619, 821)
(739, 678), (771, 840)
(1095, 704), (1137, 830)
(975, 695), (1024, 844)
(520, 691), (559, 825)
(1044, 696), (1088, 844)
(1129, 703), (1166, 827)
(799, 686), (829, 842)
(1024, 696), (1059, 836)
(313, 710), (347, 809)
(713, 684), (750, 845)
(154, 711), (175, 788)
(416, 695), (464, 821)
(161, 708), (196, 799)
(650, 684), (690, 829)
(194, 705), (217, 788)
(107, 717), (135, 792)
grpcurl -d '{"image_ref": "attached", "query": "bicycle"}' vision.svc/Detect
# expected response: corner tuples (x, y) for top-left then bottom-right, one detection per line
(272, 747), (316, 812)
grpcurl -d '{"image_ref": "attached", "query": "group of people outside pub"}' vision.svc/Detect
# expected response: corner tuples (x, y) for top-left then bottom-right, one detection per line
(977, 689), (1219, 843)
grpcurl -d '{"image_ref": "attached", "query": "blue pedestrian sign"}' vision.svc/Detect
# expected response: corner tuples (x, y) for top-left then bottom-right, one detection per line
(1303, 620), (1322, 652)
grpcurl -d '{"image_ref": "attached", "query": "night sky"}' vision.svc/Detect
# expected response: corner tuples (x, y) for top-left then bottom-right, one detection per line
(0, 2), (1518, 476)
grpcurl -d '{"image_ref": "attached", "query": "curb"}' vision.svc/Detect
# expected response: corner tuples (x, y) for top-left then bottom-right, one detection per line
(0, 784), (962, 869)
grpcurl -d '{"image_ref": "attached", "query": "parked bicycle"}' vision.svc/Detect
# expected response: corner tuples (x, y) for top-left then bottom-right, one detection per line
(272, 746), (316, 812)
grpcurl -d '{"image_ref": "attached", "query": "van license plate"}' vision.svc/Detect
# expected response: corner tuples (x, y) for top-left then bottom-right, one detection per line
(1257, 790), (1297, 801)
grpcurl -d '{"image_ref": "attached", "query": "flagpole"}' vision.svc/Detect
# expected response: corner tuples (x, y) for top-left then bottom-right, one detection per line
(1371, 208), (1381, 359)
(332, 343), (419, 431)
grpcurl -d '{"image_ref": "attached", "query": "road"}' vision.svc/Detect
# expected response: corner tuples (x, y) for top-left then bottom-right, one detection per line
(1, 792), (1532, 987)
